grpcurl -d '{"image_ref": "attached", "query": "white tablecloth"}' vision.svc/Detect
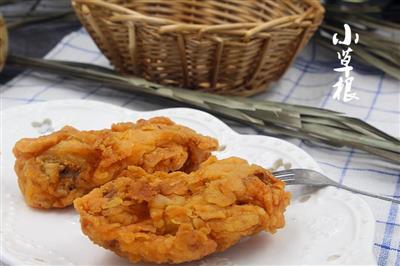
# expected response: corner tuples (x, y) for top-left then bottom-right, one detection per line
(1, 28), (399, 266)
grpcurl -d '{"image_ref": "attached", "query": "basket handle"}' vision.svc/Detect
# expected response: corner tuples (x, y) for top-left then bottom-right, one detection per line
(73, 0), (138, 16)
(110, 14), (175, 25)
(244, 15), (302, 41)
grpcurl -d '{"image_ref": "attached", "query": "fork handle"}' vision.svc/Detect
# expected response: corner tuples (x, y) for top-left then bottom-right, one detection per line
(332, 184), (400, 204)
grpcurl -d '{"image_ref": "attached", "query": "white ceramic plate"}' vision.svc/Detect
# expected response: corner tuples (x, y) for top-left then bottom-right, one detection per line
(1, 100), (376, 265)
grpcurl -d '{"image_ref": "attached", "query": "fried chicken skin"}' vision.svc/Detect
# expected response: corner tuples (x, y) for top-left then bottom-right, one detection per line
(74, 157), (290, 264)
(13, 117), (218, 209)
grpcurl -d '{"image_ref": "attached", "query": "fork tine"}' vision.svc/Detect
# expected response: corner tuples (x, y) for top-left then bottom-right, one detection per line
(280, 179), (297, 185)
(273, 170), (294, 178)
(274, 176), (295, 182)
(272, 169), (296, 183)
(272, 169), (294, 176)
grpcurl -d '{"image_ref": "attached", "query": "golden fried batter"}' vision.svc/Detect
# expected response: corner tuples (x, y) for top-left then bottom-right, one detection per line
(74, 157), (290, 264)
(14, 117), (218, 209)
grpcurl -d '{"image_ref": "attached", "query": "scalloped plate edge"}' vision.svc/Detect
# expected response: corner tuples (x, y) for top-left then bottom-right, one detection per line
(1, 99), (376, 265)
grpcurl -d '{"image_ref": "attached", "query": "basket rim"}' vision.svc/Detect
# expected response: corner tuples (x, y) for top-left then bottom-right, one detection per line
(73, 0), (324, 36)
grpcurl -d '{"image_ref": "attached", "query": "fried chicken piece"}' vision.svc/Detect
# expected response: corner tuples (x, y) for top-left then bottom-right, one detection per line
(74, 156), (290, 264)
(13, 117), (218, 209)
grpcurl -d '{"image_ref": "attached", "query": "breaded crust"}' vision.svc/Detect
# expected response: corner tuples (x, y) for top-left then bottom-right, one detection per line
(74, 157), (290, 264)
(14, 117), (218, 208)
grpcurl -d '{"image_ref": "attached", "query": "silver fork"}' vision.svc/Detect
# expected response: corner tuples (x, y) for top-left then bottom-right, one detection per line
(273, 169), (400, 204)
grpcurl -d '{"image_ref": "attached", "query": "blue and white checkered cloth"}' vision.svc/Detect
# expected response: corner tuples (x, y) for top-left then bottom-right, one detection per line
(1, 28), (399, 266)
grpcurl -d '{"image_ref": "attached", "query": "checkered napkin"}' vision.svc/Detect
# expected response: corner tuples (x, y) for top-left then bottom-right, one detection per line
(1, 27), (399, 265)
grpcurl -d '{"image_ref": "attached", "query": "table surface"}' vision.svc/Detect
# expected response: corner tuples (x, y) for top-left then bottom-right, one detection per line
(1, 5), (400, 266)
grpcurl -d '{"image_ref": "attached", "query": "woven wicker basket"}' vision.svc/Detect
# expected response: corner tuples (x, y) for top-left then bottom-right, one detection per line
(0, 13), (8, 72)
(72, 0), (324, 96)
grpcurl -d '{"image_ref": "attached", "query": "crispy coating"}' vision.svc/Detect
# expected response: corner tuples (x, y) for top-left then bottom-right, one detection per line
(13, 117), (218, 209)
(74, 157), (290, 264)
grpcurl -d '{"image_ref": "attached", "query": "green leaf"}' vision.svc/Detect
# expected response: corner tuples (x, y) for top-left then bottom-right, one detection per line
(7, 55), (400, 165)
